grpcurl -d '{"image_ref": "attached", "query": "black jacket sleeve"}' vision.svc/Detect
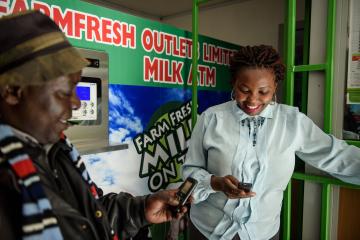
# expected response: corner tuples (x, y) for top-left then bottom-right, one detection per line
(99, 192), (149, 238)
(51, 139), (150, 238)
(0, 165), (22, 240)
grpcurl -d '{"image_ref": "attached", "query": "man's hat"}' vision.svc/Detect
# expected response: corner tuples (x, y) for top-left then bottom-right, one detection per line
(0, 10), (88, 86)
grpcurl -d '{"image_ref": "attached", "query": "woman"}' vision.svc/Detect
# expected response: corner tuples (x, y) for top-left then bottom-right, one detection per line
(182, 45), (360, 240)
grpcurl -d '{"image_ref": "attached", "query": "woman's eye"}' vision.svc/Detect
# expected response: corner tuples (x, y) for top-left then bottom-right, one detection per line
(240, 89), (250, 93)
(259, 91), (269, 95)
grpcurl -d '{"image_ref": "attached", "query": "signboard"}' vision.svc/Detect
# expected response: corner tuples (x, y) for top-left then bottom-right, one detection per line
(344, 0), (360, 140)
(1, 0), (238, 195)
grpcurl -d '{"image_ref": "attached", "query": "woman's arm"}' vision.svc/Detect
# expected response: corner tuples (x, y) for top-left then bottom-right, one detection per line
(181, 112), (217, 203)
(295, 112), (360, 185)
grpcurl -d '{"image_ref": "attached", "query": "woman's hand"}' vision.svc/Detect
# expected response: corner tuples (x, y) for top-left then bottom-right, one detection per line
(211, 175), (256, 199)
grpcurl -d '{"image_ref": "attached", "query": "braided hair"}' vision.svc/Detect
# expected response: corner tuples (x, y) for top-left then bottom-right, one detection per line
(229, 45), (285, 86)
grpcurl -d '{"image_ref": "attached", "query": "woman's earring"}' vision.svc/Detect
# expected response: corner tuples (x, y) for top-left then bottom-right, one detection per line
(270, 94), (277, 105)
(231, 89), (235, 100)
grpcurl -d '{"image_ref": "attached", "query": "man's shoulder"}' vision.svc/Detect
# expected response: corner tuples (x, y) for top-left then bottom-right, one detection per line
(0, 161), (20, 192)
(48, 139), (72, 154)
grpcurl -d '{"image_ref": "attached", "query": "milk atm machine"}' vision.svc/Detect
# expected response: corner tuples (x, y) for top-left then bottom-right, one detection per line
(65, 48), (127, 154)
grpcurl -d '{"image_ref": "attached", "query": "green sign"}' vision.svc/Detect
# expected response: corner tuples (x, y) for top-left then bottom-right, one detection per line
(3, 0), (239, 91)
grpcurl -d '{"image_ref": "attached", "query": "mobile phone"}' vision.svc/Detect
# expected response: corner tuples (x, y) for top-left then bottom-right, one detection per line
(173, 177), (198, 214)
(238, 182), (252, 193)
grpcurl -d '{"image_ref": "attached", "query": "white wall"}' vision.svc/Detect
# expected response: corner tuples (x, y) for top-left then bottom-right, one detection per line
(163, 0), (304, 50)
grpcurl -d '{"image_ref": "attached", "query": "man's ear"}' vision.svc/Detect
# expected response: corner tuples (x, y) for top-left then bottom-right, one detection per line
(0, 85), (23, 105)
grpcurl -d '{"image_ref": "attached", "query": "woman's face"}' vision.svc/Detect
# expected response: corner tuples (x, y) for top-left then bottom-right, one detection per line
(233, 68), (277, 116)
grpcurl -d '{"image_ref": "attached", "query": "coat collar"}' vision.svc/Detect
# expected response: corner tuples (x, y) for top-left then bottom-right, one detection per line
(231, 100), (275, 121)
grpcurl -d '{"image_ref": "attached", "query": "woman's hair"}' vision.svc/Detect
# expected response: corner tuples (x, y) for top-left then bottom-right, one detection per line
(229, 45), (285, 86)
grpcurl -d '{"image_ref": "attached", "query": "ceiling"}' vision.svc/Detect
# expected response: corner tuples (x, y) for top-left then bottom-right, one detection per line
(83, 0), (247, 21)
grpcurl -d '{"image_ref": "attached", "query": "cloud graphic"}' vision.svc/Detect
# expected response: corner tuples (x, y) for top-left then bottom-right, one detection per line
(109, 128), (132, 144)
(114, 115), (143, 132)
(83, 146), (150, 196)
(109, 87), (134, 114)
(164, 88), (192, 102)
(82, 154), (119, 189)
(109, 86), (144, 144)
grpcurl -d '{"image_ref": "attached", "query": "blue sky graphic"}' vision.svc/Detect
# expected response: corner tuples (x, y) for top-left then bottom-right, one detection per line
(85, 85), (230, 191)
(82, 154), (117, 188)
(109, 84), (230, 144)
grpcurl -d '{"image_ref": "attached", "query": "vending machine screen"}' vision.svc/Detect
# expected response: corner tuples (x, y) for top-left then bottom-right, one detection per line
(77, 86), (91, 101)
(69, 77), (101, 123)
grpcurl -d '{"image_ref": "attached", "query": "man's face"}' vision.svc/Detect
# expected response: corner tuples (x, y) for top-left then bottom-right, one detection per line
(18, 73), (81, 144)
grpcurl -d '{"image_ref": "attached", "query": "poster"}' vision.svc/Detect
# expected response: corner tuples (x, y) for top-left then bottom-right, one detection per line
(0, 0), (239, 193)
(83, 86), (229, 195)
(347, 0), (360, 90)
(344, 0), (360, 140)
(0, 1), (241, 238)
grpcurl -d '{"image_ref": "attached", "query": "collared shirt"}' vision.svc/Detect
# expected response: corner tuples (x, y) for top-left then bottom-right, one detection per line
(182, 101), (360, 240)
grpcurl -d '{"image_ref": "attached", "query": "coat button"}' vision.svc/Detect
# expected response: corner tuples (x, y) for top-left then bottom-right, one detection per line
(95, 210), (103, 218)
(80, 224), (87, 230)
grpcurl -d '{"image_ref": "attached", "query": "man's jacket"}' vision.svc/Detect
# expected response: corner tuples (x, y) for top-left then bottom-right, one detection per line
(0, 138), (148, 240)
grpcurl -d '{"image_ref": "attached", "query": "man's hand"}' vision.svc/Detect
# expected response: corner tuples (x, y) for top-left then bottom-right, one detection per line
(144, 189), (188, 224)
(211, 175), (256, 199)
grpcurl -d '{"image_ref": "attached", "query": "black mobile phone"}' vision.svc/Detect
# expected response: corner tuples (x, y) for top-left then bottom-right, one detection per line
(173, 177), (198, 214)
(238, 182), (253, 193)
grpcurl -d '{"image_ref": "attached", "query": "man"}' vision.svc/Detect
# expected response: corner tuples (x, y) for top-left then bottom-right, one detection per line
(0, 10), (186, 240)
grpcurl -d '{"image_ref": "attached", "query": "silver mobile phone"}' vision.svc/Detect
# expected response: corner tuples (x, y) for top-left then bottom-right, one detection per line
(172, 177), (198, 214)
